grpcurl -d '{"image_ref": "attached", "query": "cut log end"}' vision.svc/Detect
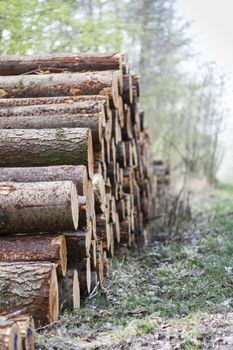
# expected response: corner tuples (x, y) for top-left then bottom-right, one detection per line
(49, 267), (59, 323)
(0, 321), (22, 350)
(57, 235), (68, 277)
(71, 182), (79, 230)
(73, 270), (81, 310)
(88, 129), (94, 180)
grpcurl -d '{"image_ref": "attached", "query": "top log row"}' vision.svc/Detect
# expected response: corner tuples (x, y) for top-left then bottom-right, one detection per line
(0, 53), (124, 75)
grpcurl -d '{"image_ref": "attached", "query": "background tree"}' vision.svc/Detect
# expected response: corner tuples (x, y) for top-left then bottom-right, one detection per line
(0, 0), (228, 183)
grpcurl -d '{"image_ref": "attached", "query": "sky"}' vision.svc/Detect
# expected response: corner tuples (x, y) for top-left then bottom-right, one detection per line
(176, 0), (233, 182)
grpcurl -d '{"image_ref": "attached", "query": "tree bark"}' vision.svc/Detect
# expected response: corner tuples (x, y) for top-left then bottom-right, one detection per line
(0, 96), (111, 118)
(0, 262), (59, 326)
(0, 128), (94, 179)
(0, 165), (88, 196)
(59, 269), (80, 310)
(0, 71), (121, 108)
(0, 101), (105, 117)
(0, 319), (22, 350)
(0, 113), (103, 151)
(0, 53), (123, 75)
(0, 181), (79, 234)
(0, 234), (67, 277)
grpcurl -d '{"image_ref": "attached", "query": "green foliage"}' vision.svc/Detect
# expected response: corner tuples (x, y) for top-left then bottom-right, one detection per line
(0, 0), (227, 180)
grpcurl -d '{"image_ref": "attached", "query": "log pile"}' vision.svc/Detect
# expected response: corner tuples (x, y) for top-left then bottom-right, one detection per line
(0, 53), (156, 340)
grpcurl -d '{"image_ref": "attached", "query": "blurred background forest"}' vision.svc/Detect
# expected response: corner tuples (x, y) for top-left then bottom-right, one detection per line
(0, 0), (228, 183)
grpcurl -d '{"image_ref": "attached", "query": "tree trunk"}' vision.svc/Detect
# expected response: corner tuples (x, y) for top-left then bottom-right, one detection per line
(0, 113), (103, 151)
(0, 165), (88, 196)
(0, 128), (94, 179)
(0, 53), (122, 75)
(0, 234), (67, 277)
(0, 181), (79, 234)
(58, 269), (80, 310)
(0, 262), (59, 326)
(0, 319), (22, 350)
(0, 71), (121, 108)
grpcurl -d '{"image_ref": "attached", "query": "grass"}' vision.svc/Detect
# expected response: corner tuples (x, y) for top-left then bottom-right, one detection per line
(36, 186), (233, 349)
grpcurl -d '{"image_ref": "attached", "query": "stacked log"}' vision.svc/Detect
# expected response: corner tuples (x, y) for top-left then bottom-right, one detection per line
(0, 53), (156, 339)
(0, 311), (35, 350)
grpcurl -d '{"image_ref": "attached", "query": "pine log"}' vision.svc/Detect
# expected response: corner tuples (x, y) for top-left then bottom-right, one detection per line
(0, 113), (103, 151)
(120, 219), (132, 246)
(123, 168), (134, 193)
(65, 229), (91, 262)
(116, 199), (126, 221)
(59, 269), (80, 310)
(0, 319), (22, 350)
(96, 243), (104, 287)
(110, 195), (117, 224)
(0, 96), (112, 119)
(112, 111), (122, 143)
(77, 257), (91, 297)
(0, 165), (88, 196)
(0, 262), (59, 326)
(96, 213), (111, 249)
(78, 195), (92, 231)
(117, 96), (124, 127)
(0, 71), (121, 108)
(122, 75), (133, 104)
(92, 173), (106, 214)
(116, 142), (126, 168)
(0, 181), (79, 234)
(0, 53), (123, 75)
(90, 271), (98, 292)
(122, 107), (133, 140)
(4, 314), (35, 350)
(104, 114), (112, 142)
(124, 141), (133, 166)
(0, 234), (67, 276)
(90, 240), (97, 270)
(103, 251), (110, 277)
(109, 222), (115, 257)
(0, 101), (105, 118)
(0, 128), (93, 179)
(131, 75), (140, 97)
(113, 213), (120, 243)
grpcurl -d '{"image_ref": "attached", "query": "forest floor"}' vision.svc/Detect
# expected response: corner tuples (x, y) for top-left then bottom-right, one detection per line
(36, 185), (233, 350)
